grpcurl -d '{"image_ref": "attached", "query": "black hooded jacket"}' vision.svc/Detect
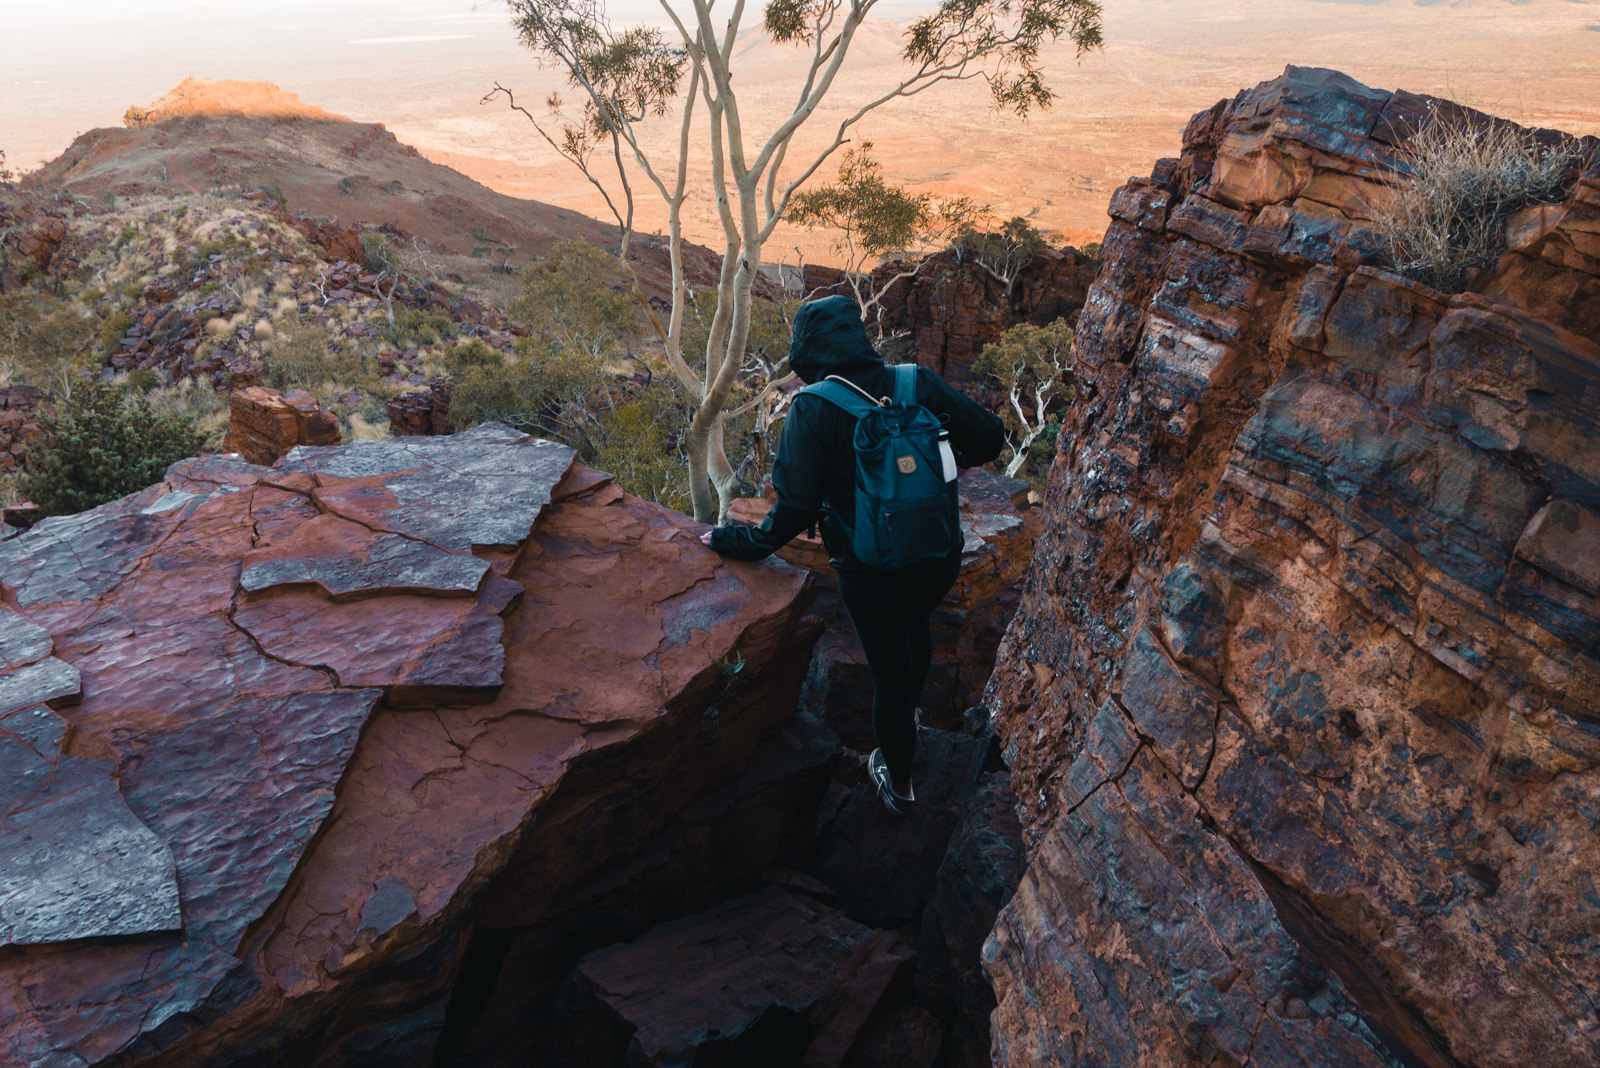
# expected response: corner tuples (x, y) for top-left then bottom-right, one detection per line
(710, 295), (1006, 570)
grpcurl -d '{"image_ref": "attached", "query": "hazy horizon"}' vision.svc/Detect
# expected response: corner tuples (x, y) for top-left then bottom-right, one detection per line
(4, 0), (1597, 248)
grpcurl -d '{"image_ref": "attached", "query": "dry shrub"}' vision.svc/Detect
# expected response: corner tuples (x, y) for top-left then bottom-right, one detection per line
(1378, 117), (1582, 291)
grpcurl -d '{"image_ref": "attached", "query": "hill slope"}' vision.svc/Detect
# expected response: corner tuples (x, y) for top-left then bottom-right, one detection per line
(28, 79), (715, 296)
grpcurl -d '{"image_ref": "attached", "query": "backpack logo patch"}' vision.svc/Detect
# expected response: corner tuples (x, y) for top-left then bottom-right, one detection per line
(896, 455), (917, 474)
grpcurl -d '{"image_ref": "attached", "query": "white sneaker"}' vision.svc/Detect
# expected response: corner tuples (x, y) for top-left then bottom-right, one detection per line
(868, 748), (915, 817)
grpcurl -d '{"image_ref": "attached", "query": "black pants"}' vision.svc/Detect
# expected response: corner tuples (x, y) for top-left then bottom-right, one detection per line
(836, 550), (963, 785)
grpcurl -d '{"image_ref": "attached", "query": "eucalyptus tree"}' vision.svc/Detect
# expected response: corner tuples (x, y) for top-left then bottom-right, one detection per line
(495, 0), (1103, 522)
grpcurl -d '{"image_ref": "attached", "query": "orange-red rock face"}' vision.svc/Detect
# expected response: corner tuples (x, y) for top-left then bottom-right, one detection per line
(0, 424), (818, 1064)
(220, 385), (342, 466)
(984, 67), (1600, 1068)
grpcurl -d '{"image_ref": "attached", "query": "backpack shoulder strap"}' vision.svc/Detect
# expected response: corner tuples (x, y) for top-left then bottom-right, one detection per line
(892, 363), (919, 407)
(800, 376), (882, 419)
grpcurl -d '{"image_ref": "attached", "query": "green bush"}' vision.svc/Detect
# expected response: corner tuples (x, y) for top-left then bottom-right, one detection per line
(440, 339), (505, 378)
(1377, 117), (1582, 291)
(19, 380), (205, 515)
(263, 323), (368, 392)
(591, 379), (694, 513)
(381, 307), (456, 348)
(448, 341), (605, 448)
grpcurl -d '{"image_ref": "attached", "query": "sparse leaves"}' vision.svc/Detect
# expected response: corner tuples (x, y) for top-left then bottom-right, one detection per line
(955, 214), (1047, 292)
(790, 143), (983, 323)
(973, 316), (1074, 479)
(903, 0), (1102, 115)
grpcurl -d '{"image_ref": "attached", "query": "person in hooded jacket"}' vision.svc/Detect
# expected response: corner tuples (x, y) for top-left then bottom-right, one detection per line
(700, 295), (1005, 816)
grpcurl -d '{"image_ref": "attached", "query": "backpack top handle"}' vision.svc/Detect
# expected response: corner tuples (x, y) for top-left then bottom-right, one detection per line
(821, 373), (891, 407)
(820, 363), (918, 409)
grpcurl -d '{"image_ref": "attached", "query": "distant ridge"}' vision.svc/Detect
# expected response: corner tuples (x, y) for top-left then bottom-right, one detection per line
(123, 77), (348, 127)
(29, 79), (731, 297)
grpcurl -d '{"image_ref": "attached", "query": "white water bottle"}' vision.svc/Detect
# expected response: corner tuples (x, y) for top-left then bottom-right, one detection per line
(939, 430), (957, 483)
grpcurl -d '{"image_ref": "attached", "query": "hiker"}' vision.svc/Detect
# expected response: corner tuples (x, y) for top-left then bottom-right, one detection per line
(699, 295), (1005, 816)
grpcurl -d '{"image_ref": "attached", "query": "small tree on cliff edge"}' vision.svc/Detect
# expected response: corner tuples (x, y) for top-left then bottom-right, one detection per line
(494, 0), (1103, 523)
(788, 141), (982, 331)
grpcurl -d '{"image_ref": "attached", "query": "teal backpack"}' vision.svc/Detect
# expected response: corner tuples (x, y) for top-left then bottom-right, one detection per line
(802, 363), (963, 570)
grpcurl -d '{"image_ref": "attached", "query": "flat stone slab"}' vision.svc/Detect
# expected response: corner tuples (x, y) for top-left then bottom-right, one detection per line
(240, 518), (492, 599)
(0, 656), (80, 718)
(282, 424), (577, 552)
(0, 608), (53, 668)
(577, 887), (871, 1068)
(0, 706), (181, 947)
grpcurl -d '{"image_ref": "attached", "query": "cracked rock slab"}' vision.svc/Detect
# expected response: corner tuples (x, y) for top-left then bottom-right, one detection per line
(282, 423), (577, 552)
(0, 656), (80, 718)
(240, 516), (491, 598)
(0, 706), (181, 947)
(0, 431), (821, 1067)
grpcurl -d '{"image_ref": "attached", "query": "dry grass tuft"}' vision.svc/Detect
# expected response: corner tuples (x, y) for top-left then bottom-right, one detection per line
(1377, 117), (1583, 291)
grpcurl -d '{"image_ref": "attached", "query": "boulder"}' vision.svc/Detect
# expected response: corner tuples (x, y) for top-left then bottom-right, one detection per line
(984, 66), (1600, 1068)
(0, 423), (820, 1065)
(220, 384), (341, 465)
(570, 887), (872, 1068)
(386, 377), (454, 437)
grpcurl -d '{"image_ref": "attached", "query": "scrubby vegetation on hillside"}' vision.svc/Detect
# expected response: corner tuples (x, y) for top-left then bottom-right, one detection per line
(2, 168), (1080, 523)
(446, 239), (797, 513)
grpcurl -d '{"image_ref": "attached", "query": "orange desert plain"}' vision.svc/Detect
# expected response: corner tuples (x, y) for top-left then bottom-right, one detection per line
(3, 0), (1598, 260)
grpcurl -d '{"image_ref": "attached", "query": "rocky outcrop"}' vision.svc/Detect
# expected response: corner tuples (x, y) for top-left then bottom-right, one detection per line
(386, 377), (455, 437)
(123, 77), (349, 126)
(220, 384), (341, 465)
(0, 384), (46, 474)
(0, 424), (821, 1065)
(984, 67), (1600, 1067)
(805, 246), (1097, 385)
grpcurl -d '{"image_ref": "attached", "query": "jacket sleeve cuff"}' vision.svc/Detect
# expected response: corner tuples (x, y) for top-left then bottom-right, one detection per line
(709, 525), (773, 561)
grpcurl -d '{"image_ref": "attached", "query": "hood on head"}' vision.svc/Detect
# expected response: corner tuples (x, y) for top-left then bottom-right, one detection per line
(786, 295), (881, 384)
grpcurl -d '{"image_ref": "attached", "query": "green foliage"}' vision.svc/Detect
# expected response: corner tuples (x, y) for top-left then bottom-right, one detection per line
(0, 149), (13, 184)
(99, 311), (136, 355)
(955, 215), (1047, 292)
(510, 239), (643, 359)
(1377, 116), (1583, 291)
(263, 322), (369, 392)
(790, 144), (980, 323)
(360, 231), (399, 275)
(589, 378), (696, 512)
(973, 317), (1075, 482)
(791, 143), (936, 261)
(381, 307), (456, 348)
(448, 340), (606, 445)
(440, 339), (506, 379)
(902, 0), (1102, 115)
(125, 367), (161, 393)
(0, 293), (98, 389)
(509, 3), (686, 144)
(19, 379), (205, 516)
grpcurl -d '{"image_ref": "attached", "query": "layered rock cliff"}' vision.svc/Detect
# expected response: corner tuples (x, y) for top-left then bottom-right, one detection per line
(983, 67), (1600, 1067)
